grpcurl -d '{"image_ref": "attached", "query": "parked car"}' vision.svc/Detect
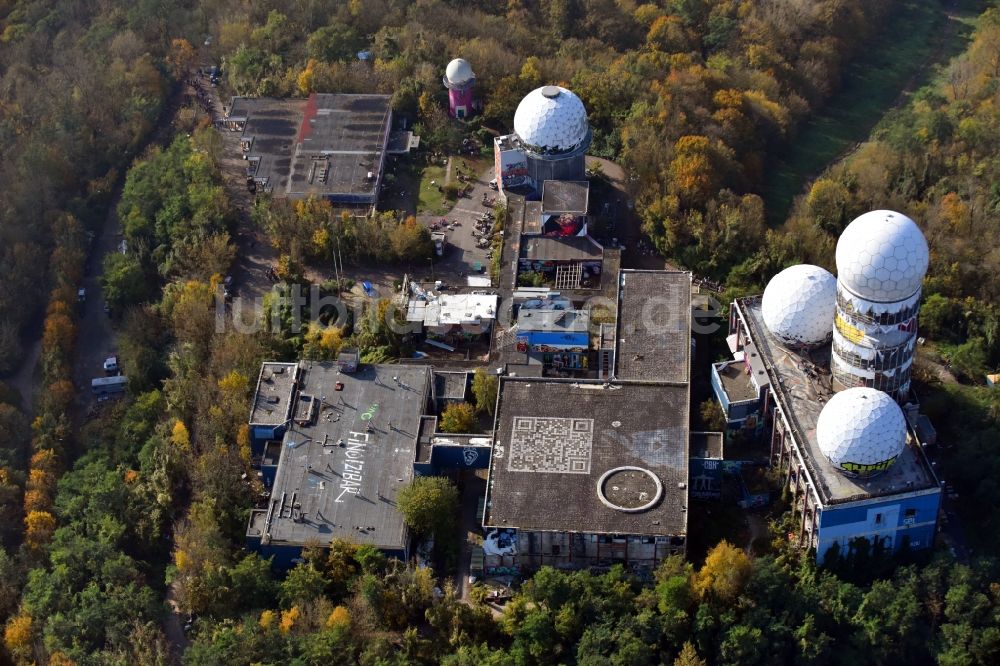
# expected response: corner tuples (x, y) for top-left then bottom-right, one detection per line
(103, 355), (119, 375)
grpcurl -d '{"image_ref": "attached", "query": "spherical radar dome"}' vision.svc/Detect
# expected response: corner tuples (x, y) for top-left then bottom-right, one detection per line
(761, 264), (837, 347)
(513, 85), (589, 154)
(816, 387), (907, 477)
(835, 210), (929, 302)
(445, 58), (474, 86)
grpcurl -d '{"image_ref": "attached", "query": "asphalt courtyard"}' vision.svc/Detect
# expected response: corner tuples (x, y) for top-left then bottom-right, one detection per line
(416, 161), (497, 286)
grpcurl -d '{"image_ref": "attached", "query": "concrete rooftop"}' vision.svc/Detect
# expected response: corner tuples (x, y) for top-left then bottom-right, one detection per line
(249, 362), (299, 426)
(485, 379), (689, 536)
(234, 94), (391, 201)
(249, 363), (432, 550)
(614, 270), (691, 383)
(738, 298), (937, 504)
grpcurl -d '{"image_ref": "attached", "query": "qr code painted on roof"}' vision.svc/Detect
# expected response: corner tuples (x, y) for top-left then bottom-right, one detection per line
(508, 417), (593, 474)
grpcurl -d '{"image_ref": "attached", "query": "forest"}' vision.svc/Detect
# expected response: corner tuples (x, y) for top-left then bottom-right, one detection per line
(0, 0), (998, 664)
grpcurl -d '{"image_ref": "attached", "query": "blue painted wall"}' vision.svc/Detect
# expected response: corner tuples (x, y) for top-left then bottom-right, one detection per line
(689, 456), (722, 499)
(432, 445), (491, 470)
(252, 424), (286, 449)
(247, 540), (303, 570)
(817, 490), (941, 563)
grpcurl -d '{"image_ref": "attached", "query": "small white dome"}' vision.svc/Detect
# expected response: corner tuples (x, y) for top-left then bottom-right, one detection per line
(835, 210), (929, 302)
(816, 387), (906, 477)
(445, 58), (474, 86)
(761, 264), (837, 348)
(513, 86), (589, 154)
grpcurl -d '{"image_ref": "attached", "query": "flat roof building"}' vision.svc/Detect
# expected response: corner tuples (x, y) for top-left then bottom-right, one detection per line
(541, 180), (589, 216)
(247, 362), (433, 566)
(614, 270), (691, 384)
(487, 380), (690, 536)
(249, 362), (299, 428)
(405, 293), (498, 336)
(227, 93), (392, 204)
(713, 296), (941, 562)
(483, 269), (693, 572)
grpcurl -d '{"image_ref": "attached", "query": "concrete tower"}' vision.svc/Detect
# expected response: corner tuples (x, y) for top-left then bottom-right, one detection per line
(443, 58), (475, 119)
(831, 210), (929, 402)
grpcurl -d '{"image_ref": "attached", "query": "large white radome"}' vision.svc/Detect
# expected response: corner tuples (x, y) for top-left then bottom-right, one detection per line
(816, 387), (907, 477)
(761, 264), (837, 347)
(445, 58), (474, 86)
(513, 86), (589, 154)
(835, 210), (929, 302)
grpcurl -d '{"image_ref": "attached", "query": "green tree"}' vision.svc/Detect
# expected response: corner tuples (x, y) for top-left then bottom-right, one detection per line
(307, 23), (362, 62)
(280, 562), (330, 607)
(439, 402), (478, 433)
(921, 294), (964, 342)
(396, 476), (459, 538)
(471, 368), (499, 416)
(950, 338), (988, 382)
(102, 253), (153, 312)
(698, 398), (726, 431)
(227, 554), (279, 611)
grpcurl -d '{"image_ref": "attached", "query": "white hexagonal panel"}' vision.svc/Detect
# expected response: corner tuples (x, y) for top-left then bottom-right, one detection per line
(835, 210), (929, 302)
(816, 387), (906, 477)
(761, 264), (837, 347)
(445, 58), (474, 86)
(513, 85), (589, 154)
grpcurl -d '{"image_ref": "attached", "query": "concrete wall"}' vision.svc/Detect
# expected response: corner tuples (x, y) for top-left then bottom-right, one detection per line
(690, 456), (723, 499)
(483, 530), (685, 573)
(710, 362), (761, 429)
(816, 491), (941, 563)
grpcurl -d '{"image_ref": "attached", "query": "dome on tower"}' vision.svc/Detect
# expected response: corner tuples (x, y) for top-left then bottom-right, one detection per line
(816, 387), (907, 477)
(445, 58), (475, 86)
(761, 264), (837, 348)
(513, 85), (589, 154)
(835, 210), (929, 302)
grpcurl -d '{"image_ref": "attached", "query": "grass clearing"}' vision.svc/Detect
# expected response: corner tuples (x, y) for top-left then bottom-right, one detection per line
(763, 0), (976, 225)
(417, 163), (448, 216)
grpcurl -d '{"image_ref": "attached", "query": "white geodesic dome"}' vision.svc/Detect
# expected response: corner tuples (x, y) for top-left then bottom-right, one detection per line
(816, 387), (907, 477)
(445, 58), (474, 86)
(761, 264), (837, 347)
(513, 85), (589, 154)
(835, 210), (929, 302)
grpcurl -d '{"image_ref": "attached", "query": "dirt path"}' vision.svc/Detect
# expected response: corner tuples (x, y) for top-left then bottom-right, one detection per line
(745, 513), (767, 554)
(6, 339), (40, 413)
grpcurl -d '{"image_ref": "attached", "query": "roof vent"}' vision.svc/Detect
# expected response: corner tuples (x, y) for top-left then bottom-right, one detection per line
(541, 85), (561, 99)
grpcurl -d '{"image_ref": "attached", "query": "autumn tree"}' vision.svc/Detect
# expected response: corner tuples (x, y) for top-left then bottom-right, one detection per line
(3, 613), (33, 662)
(471, 368), (498, 416)
(167, 38), (196, 80)
(439, 402), (478, 434)
(24, 510), (56, 550)
(396, 476), (459, 539)
(674, 642), (707, 666)
(693, 541), (752, 604)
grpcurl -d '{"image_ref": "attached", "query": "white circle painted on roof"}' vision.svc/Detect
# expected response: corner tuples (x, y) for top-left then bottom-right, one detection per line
(596, 466), (663, 512)
(835, 210), (929, 302)
(761, 264), (837, 348)
(445, 58), (474, 85)
(816, 387), (906, 477)
(513, 85), (589, 153)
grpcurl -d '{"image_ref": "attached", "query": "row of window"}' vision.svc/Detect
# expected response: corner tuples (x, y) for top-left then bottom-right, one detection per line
(831, 365), (911, 394)
(837, 291), (920, 325)
(832, 339), (914, 371)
